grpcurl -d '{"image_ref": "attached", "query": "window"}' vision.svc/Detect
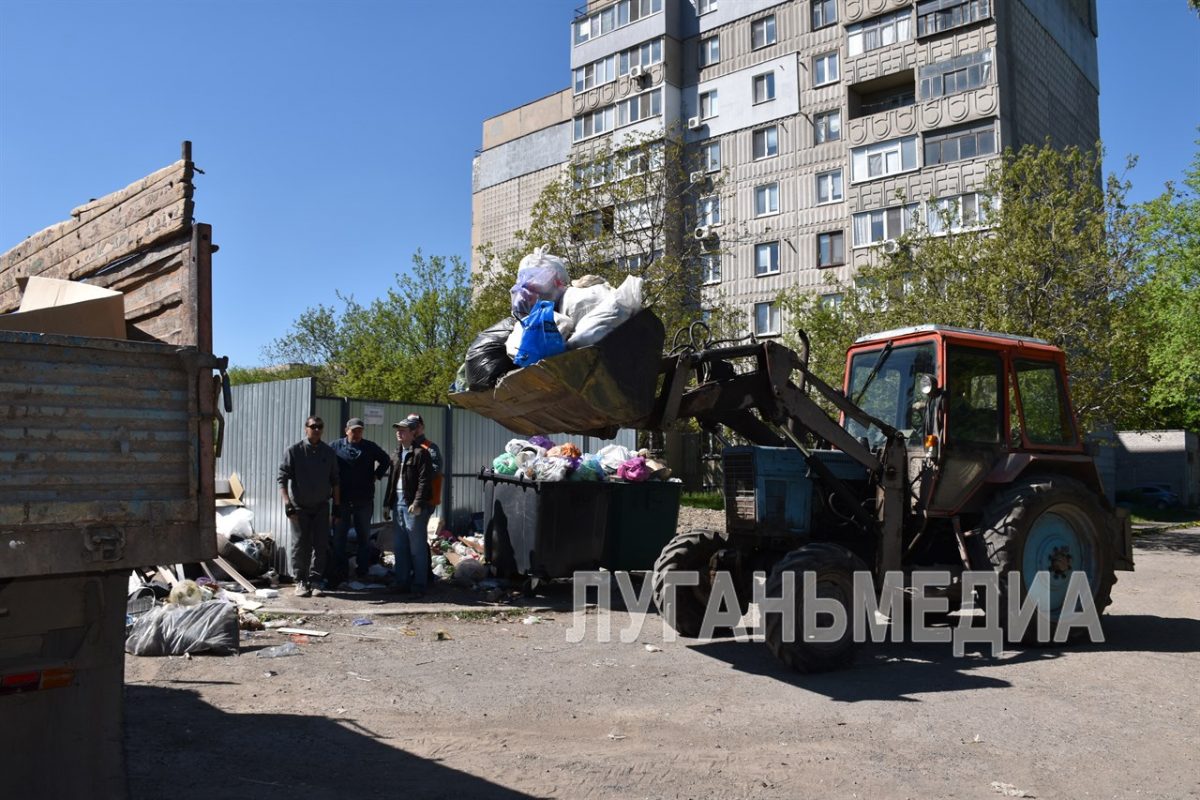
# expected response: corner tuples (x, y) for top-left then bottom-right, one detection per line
(919, 50), (993, 99)
(820, 292), (844, 310)
(700, 253), (721, 284)
(703, 141), (721, 171)
(574, 56), (617, 94)
(575, 0), (663, 45)
(1015, 358), (1076, 445)
(619, 38), (665, 75)
(753, 126), (779, 160)
(813, 52), (839, 86)
(700, 90), (718, 119)
(754, 183), (779, 216)
(924, 120), (997, 165)
(616, 200), (653, 232)
(817, 231), (845, 267)
(617, 88), (662, 126)
(848, 10), (913, 56)
(814, 110), (841, 143)
(852, 203), (919, 246)
(811, 0), (837, 29)
(755, 242), (780, 275)
(754, 301), (781, 336)
(697, 0), (717, 13)
(751, 15), (777, 48)
(699, 35), (720, 67)
(926, 191), (996, 234)
(816, 169), (843, 203)
(850, 136), (918, 181)
(946, 346), (1003, 444)
(916, 0), (991, 37)
(697, 195), (721, 226)
(573, 106), (615, 141)
(753, 72), (776, 103)
(858, 85), (916, 116)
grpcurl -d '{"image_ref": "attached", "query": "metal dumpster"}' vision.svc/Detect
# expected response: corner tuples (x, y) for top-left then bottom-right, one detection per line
(602, 480), (682, 572)
(482, 472), (610, 579)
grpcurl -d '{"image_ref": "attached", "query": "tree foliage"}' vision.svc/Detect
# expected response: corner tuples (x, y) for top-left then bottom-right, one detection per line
(262, 252), (481, 402)
(779, 142), (1149, 432)
(1126, 141), (1200, 429)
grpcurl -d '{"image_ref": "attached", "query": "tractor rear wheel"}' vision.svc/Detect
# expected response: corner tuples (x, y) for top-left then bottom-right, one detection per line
(651, 529), (749, 638)
(764, 542), (868, 673)
(979, 476), (1116, 643)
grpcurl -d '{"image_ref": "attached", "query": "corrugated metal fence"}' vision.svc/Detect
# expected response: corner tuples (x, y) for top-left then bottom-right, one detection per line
(216, 378), (634, 576)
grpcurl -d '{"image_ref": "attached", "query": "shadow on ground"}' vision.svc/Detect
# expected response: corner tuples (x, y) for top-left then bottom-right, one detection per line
(125, 684), (544, 800)
(685, 610), (1200, 702)
(1133, 527), (1200, 555)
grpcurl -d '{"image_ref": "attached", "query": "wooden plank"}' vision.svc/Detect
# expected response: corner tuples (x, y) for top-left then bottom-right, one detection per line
(212, 555), (257, 593)
(155, 566), (179, 587)
(0, 161), (187, 271)
(277, 627), (330, 637)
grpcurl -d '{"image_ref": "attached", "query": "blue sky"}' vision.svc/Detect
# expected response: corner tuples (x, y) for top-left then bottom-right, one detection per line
(1, 0), (1197, 368)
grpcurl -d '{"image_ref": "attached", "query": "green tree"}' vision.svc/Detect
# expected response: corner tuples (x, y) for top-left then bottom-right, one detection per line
(779, 142), (1149, 432)
(264, 251), (481, 403)
(1127, 141), (1200, 429)
(228, 363), (322, 388)
(474, 131), (742, 342)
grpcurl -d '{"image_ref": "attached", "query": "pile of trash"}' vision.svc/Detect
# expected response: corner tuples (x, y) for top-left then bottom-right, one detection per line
(215, 503), (276, 579)
(456, 247), (645, 392)
(124, 575), (255, 657)
(429, 528), (488, 584)
(491, 437), (672, 483)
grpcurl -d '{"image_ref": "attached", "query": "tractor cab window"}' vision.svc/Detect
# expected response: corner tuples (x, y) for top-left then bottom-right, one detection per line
(946, 346), (1003, 444)
(1014, 359), (1076, 445)
(846, 342), (937, 447)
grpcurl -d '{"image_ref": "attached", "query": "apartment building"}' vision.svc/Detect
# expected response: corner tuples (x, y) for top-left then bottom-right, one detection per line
(471, 0), (1100, 336)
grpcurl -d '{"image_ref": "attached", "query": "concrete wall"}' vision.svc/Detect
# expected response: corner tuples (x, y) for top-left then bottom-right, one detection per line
(1115, 430), (1200, 506)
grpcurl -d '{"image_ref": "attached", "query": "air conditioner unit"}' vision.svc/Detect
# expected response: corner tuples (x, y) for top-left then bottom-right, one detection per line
(882, 240), (900, 254)
(694, 225), (713, 240)
(689, 170), (706, 184)
(629, 65), (645, 80)
(687, 116), (703, 130)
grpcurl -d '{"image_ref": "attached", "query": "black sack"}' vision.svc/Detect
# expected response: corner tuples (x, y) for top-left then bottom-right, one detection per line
(465, 317), (518, 390)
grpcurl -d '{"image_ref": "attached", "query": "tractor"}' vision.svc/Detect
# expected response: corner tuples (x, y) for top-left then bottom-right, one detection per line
(643, 324), (1132, 672)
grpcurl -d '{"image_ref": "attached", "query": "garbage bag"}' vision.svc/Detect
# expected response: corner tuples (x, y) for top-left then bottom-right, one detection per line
(125, 601), (240, 656)
(617, 456), (652, 482)
(465, 317), (517, 390)
(529, 435), (556, 451)
(492, 452), (518, 475)
(215, 506), (254, 538)
(597, 444), (632, 474)
(567, 275), (644, 349)
(562, 280), (613, 323)
(514, 300), (566, 367)
(570, 454), (606, 481)
(547, 443), (581, 459)
(510, 247), (570, 317)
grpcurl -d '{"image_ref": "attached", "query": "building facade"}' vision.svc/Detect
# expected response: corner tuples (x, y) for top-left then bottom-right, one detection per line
(471, 0), (1099, 335)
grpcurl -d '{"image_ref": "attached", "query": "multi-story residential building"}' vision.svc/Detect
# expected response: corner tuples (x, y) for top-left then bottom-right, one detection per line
(471, 0), (1099, 337)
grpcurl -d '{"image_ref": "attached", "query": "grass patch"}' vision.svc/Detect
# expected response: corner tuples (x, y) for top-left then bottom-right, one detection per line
(446, 608), (530, 621)
(1128, 505), (1200, 526)
(681, 491), (724, 510)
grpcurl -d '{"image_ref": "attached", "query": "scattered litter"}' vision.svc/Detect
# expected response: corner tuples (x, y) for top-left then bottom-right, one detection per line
(971, 734), (983, 744)
(256, 642), (301, 658)
(991, 782), (1035, 798)
(522, 615), (542, 625)
(402, 628), (418, 637)
(435, 630), (452, 641)
(352, 618), (373, 627)
(263, 619), (289, 629)
(238, 611), (264, 631)
(277, 627), (329, 637)
(263, 671), (277, 677)
(168, 580), (203, 606)
(606, 731), (626, 741)
(644, 644), (662, 653)
(254, 588), (279, 599)
(347, 671), (373, 682)
(288, 634), (311, 645)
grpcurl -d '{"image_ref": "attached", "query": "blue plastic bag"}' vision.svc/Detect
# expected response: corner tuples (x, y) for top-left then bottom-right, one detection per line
(513, 300), (566, 367)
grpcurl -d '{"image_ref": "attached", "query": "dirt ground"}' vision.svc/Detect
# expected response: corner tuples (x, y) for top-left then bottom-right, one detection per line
(124, 514), (1200, 800)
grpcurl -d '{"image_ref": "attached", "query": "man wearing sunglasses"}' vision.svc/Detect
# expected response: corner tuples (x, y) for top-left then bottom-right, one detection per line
(278, 415), (341, 597)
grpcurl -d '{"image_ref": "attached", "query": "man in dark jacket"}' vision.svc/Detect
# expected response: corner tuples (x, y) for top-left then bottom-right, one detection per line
(278, 415), (340, 597)
(329, 417), (391, 587)
(383, 418), (434, 596)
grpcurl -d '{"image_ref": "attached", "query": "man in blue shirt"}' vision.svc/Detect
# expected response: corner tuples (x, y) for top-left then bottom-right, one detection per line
(328, 417), (391, 588)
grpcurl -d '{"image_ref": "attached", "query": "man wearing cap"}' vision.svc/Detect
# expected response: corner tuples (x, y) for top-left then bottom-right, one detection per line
(328, 418), (392, 588)
(383, 417), (434, 597)
(278, 415), (340, 597)
(402, 413), (442, 486)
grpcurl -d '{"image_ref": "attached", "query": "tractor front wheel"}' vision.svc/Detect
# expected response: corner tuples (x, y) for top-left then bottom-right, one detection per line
(764, 542), (868, 673)
(651, 529), (749, 638)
